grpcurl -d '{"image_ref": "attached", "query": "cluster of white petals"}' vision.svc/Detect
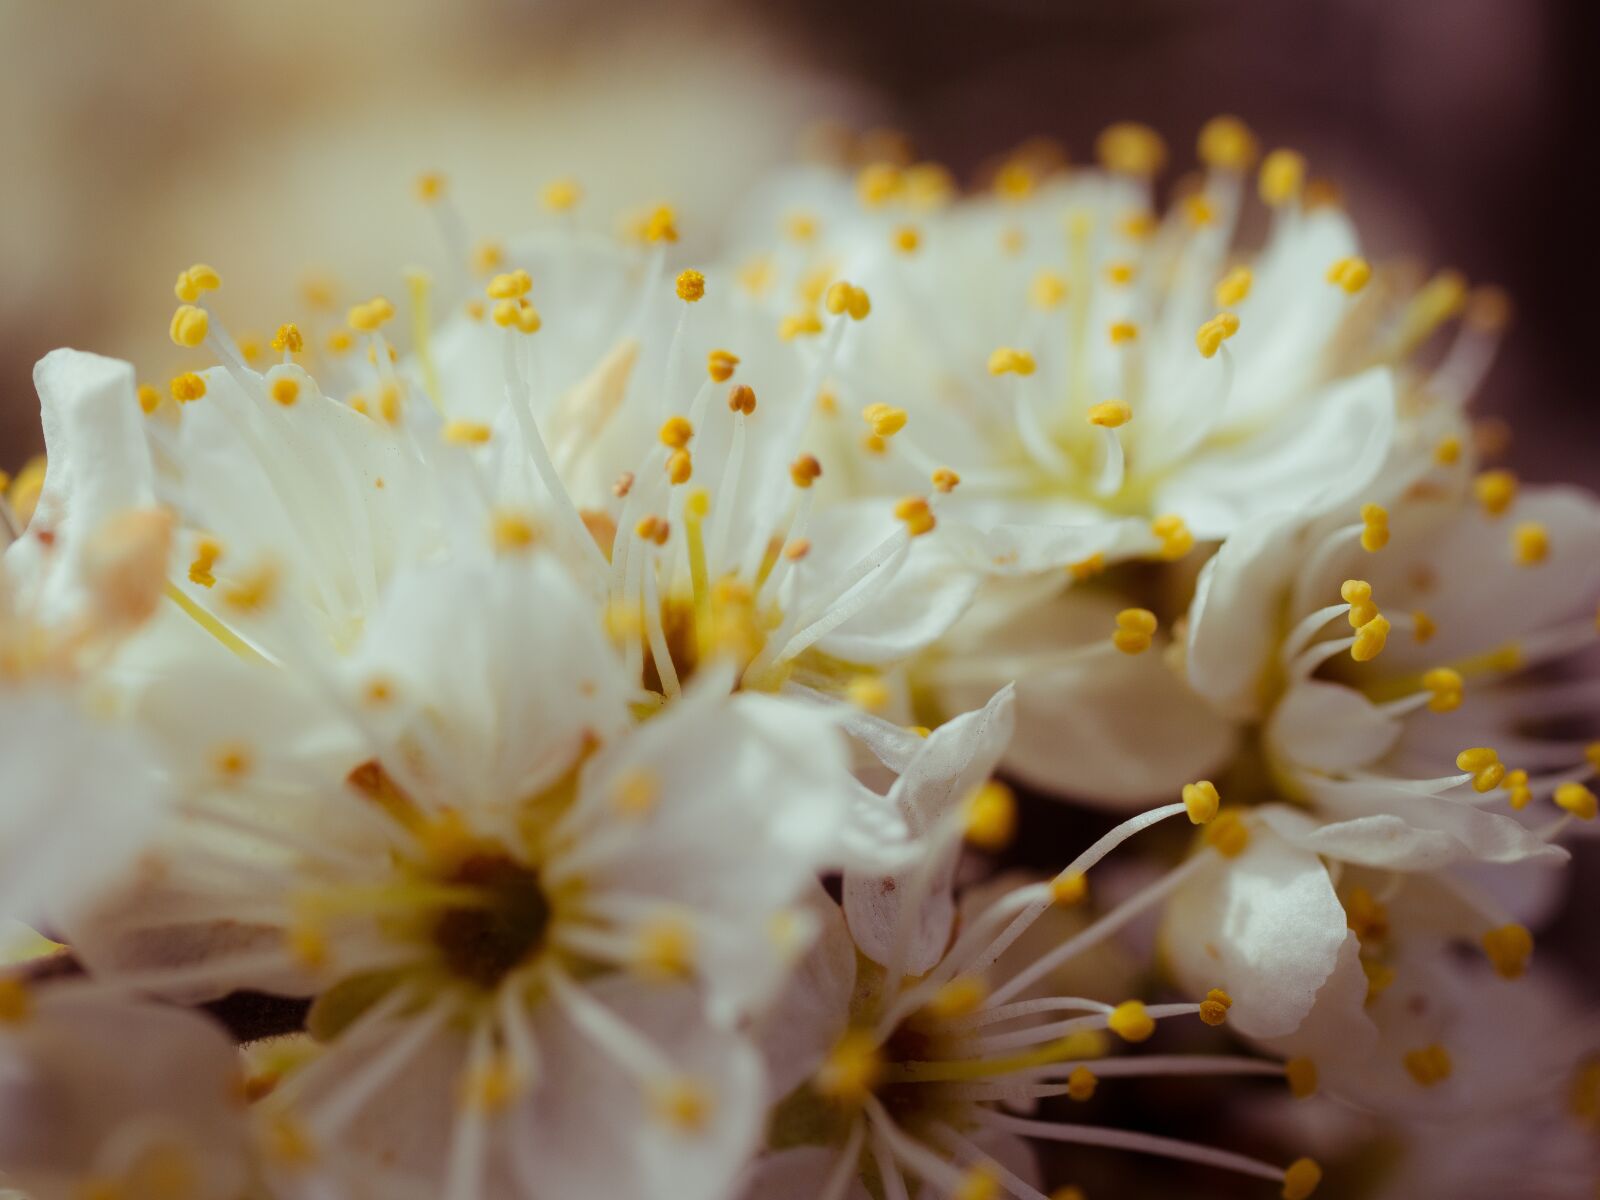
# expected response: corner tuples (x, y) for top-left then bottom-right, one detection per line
(4, 117), (1598, 1200)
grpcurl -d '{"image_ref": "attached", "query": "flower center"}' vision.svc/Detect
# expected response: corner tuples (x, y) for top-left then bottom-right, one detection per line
(431, 853), (550, 989)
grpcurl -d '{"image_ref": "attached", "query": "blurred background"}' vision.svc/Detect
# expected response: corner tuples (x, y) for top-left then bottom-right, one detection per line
(3, 1), (1596, 1195)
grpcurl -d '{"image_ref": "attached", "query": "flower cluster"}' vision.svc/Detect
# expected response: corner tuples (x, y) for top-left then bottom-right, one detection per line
(3, 117), (1598, 1200)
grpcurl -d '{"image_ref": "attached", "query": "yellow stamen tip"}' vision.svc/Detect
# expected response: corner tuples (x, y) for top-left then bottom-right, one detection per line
(1351, 614), (1391, 662)
(1259, 149), (1307, 207)
(173, 263), (221, 303)
(1285, 1058), (1318, 1099)
(707, 348), (740, 382)
(659, 416), (694, 449)
(1214, 266), (1253, 308)
(1481, 924), (1533, 980)
(1195, 312), (1240, 358)
(926, 976), (990, 1020)
(1512, 521), (1550, 566)
(1402, 1043), (1453, 1087)
(1326, 256), (1373, 294)
(1198, 987), (1233, 1026)
(1555, 782), (1599, 821)
(1281, 1157), (1323, 1200)
(1359, 503), (1389, 552)
(1205, 810), (1251, 857)
(675, 269), (706, 303)
(1198, 115), (1260, 171)
(1182, 781), (1221, 825)
(1106, 999), (1156, 1043)
(169, 372), (207, 403)
(1473, 468), (1518, 517)
(1112, 607), (1158, 655)
(1051, 871), (1089, 907)
(1066, 1065), (1097, 1102)
(815, 1030), (884, 1105)
(987, 346), (1037, 376)
(1087, 400), (1132, 429)
(169, 304), (210, 348)
(965, 781), (1017, 851)
(893, 495), (936, 538)
(1095, 122), (1167, 176)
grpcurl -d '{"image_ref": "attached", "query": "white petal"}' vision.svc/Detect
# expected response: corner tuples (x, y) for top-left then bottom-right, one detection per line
(1267, 680), (1401, 774)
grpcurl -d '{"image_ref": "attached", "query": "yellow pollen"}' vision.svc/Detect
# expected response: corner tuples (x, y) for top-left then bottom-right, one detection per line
(346, 296), (395, 332)
(1351, 614), (1390, 662)
(287, 922), (331, 970)
(1481, 924), (1533, 980)
(1421, 667), (1464, 712)
(169, 372), (207, 403)
(894, 496), (936, 538)
(1066, 1066), (1098, 1102)
(676, 269), (706, 303)
(815, 1030), (884, 1105)
(0, 979), (32, 1024)
(965, 781), (1017, 851)
(188, 537), (223, 588)
(1182, 781), (1221, 825)
(612, 768), (659, 818)
(1433, 435), (1462, 465)
(1555, 782), (1599, 821)
(1412, 610), (1437, 643)
(1109, 320), (1140, 345)
(1402, 1044), (1453, 1088)
(634, 917), (696, 980)
(491, 510), (538, 554)
(1455, 746), (1505, 793)
(1151, 514), (1194, 560)
(779, 312), (824, 340)
(790, 454), (823, 488)
(1196, 312), (1240, 358)
(1362, 960), (1396, 1004)
(443, 420), (492, 446)
(543, 177), (582, 212)
(414, 171), (446, 203)
(995, 160), (1038, 201)
(1512, 521), (1549, 565)
(783, 538), (811, 561)
(1107, 999), (1155, 1042)
(893, 224), (921, 253)
(1112, 607), (1158, 655)
(1344, 886), (1389, 944)
(1183, 195), (1215, 228)
(378, 382), (403, 425)
(270, 323), (304, 354)
(926, 975), (990, 1020)
(1281, 1157), (1323, 1200)
(1359, 503), (1389, 552)
(1504, 768), (1532, 810)
(1118, 211), (1157, 241)
(1031, 270), (1068, 309)
(1105, 259), (1138, 285)
(728, 385), (757, 416)
(641, 205), (679, 244)
(932, 467), (960, 494)
(862, 402), (907, 437)
(1068, 553), (1106, 582)
(1259, 149), (1307, 207)
(220, 563), (280, 613)
(472, 241), (506, 275)
(1285, 1058), (1318, 1099)
(857, 162), (903, 208)
(953, 1166), (1002, 1200)
(1214, 266), (1253, 308)
(1587, 742), (1600, 774)
(784, 211), (819, 242)
(634, 515), (671, 547)
(486, 269), (533, 300)
(1095, 122), (1167, 176)
(269, 376), (300, 408)
(651, 1076), (712, 1133)
(707, 349), (740, 382)
(1205, 811), (1251, 857)
(1199, 987), (1233, 1026)
(1326, 256), (1373, 294)
(659, 416), (694, 448)
(666, 448), (693, 486)
(1340, 579), (1377, 627)
(1087, 399), (1132, 428)
(847, 675), (892, 713)
(1473, 468), (1517, 517)
(169, 304), (210, 348)
(988, 346), (1037, 376)
(1198, 115), (1260, 170)
(824, 280), (872, 320)
(362, 676), (396, 707)
(1051, 872), (1089, 907)
(173, 263), (221, 303)
(326, 329), (353, 354)
(460, 1056), (521, 1114)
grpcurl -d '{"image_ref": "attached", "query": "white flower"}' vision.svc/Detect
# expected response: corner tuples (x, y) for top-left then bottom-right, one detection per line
(0, 985), (251, 1200)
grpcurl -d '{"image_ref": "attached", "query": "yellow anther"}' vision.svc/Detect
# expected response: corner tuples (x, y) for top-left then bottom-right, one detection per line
(987, 346), (1037, 376)
(634, 917), (696, 980)
(1344, 886), (1389, 944)
(1107, 999), (1155, 1043)
(1031, 270), (1068, 309)
(1068, 553), (1106, 582)
(269, 323), (304, 354)
(169, 304), (210, 348)
(1455, 746), (1506, 793)
(1587, 742), (1600, 774)
(893, 224), (921, 254)
(815, 1030), (884, 1104)
(707, 349), (739, 383)
(1195, 312), (1241, 358)
(783, 538), (812, 561)
(894, 497), (937, 539)
(1411, 611), (1437, 643)
(472, 241), (506, 276)
(676, 270), (706, 303)
(1281, 1157), (1323, 1200)
(1326, 256), (1373, 295)
(1512, 521), (1550, 566)
(824, 280), (872, 320)
(1362, 959), (1396, 1004)
(1421, 667), (1464, 713)
(995, 159), (1039, 201)
(173, 263), (221, 303)
(1051, 871), (1089, 907)
(650, 1076), (712, 1133)
(1433, 435), (1462, 466)
(965, 781), (1017, 851)
(634, 515), (670, 546)
(1359, 503), (1389, 552)
(169, 372), (207, 403)
(1087, 400), (1132, 429)
(238, 333), (265, 366)
(220, 562), (280, 613)
(1340, 579), (1377, 626)
(1151, 514), (1194, 560)
(783, 211), (819, 243)
(1105, 260), (1139, 286)
(1117, 211), (1157, 241)
(659, 416), (694, 449)
(488, 510), (538, 555)
(136, 383), (162, 414)
(857, 161), (903, 208)
(611, 768), (659, 818)
(542, 177), (582, 212)
(287, 923), (330, 970)
(932, 467), (961, 494)
(326, 329), (354, 354)
(1259, 149), (1307, 207)
(790, 454), (823, 489)
(664, 448), (693, 486)
(269, 376), (300, 408)
(721, 385), (754, 417)
(1108, 320), (1140, 345)
(1197, 115), (1259, 170)
(1183, 195), (1215, 228)
(346, 297), (395, 332)
(1112, 607), (1158, 655)
(188, 537), (223, 588)
(1065, 1066), (1098, 1102)
(1199, 987), (1233, 1026)
(847, 675), (892, 713)
(1182, 781), (1221, 825)
(486, 269), (532, 300)
(460, 1056), (521, 1114)
(1481, 924), (1533, 980)
(0, 979), (33, 1024)
(443, 420), (492, 446)
(1504, 768), (1532, 810)
(642, 205), (679, 244)
(1205, 810), (1251, 857)
(1214, 266), (1253, 308)
(862, 402), (907, 437)
(779, 312), (824, 340)
(1351, 614), (1390, 663)
(378, 382), (403, 424)
(414, 171), (446, 204)
(1473, 468), (1517, 517)
(1285, 1058), (1318, 1099)
(925, 976), (990, 1020)
(1402, 1043), (1453, 1087)
(1095, 122), (1167, 176)
(1555, 782), (1599, 821)
(953, 1166), (1002, 1200)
